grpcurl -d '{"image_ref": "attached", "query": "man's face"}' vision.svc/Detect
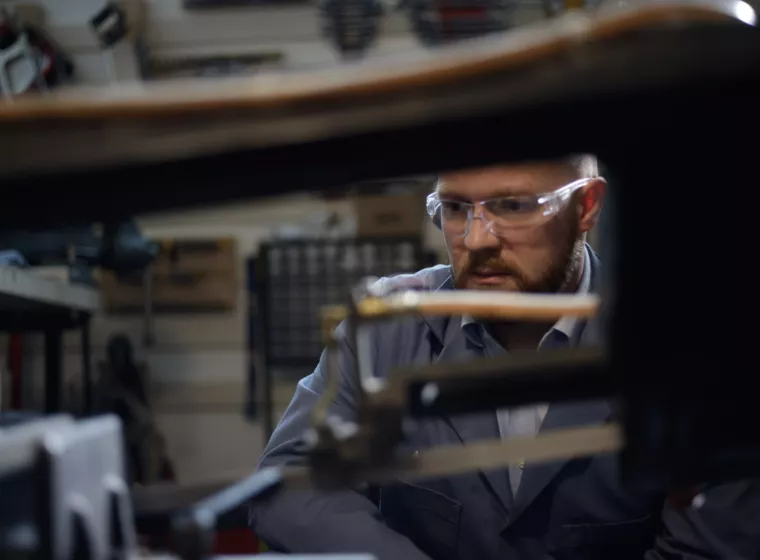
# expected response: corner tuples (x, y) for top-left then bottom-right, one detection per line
(438, 161), (603, 293)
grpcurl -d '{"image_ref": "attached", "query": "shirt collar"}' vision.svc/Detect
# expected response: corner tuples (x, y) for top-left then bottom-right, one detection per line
(462, 245), (591, 346)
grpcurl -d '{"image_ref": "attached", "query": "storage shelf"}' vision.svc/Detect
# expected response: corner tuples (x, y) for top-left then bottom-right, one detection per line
(0, 265), (100, 330)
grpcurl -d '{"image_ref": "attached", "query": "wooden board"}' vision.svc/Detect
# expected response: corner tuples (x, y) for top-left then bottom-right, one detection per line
(0, 0), (758, 228)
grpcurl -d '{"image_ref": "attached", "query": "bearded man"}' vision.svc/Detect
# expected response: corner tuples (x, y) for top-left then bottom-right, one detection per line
(250, 157), (760, 560)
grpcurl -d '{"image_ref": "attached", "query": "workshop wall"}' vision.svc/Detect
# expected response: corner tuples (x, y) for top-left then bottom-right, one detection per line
(7, 0), (549, 84)
(135, 0), (548, 72)
(7, 0), (142, 83)
(6, 193), (443, 483)
(100, 194), (353, 482)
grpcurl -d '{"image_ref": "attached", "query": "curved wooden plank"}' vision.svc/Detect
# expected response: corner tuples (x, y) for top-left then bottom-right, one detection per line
(0, 0), (757, 228)
(0, 0), (748, 121)
(0, 0), (751, 173)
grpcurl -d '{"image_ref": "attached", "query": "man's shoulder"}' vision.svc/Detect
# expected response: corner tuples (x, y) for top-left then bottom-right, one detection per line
(370, 264), (452, 295)
(361, 266), (450, 374)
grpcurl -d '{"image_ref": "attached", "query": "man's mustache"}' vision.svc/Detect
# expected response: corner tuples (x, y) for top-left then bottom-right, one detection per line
(465, 257), (517, 275)
(454, 255), (528, 290)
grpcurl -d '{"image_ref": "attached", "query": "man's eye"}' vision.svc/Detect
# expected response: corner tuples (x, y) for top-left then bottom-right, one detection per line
(491, 198), (538, 214)
(442, 201), (467, 214)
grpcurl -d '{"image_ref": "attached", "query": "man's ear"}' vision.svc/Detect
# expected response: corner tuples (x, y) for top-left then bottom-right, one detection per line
(579, 177), (607, 233)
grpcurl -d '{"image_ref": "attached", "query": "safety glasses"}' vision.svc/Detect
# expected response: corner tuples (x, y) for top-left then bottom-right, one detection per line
(426, 177), (595, 239)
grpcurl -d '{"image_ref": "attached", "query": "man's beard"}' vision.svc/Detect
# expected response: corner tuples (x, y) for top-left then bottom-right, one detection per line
(453, 220), (584, 294)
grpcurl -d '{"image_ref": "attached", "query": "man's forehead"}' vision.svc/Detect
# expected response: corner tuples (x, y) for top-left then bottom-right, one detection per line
(438, 162), (577, 198)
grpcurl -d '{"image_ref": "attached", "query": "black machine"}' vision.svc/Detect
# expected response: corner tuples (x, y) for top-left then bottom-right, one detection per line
(1, 0), (760, 558)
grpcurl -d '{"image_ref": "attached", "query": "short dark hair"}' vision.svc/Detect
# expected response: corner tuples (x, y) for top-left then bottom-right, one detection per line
(565, 154), (599, 178)
(433, 154), (600, 193)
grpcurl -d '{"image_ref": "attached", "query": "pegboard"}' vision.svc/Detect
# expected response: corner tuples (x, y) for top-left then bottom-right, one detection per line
(256, 237), (425, 368)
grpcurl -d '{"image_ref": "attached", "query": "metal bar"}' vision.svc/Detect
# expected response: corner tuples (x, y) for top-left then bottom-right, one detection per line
(399, 347), (611, 416)
(281, 423), (624, 489)
(81, 319), (93, 415)
(374, 291), (599, 320)
(143, 267), (155, 347)
(190, 467), (284, 519)
(321, 292), (600, 351)
(43, 330), (62, 413)
(324, 291), (599, 325)
(255, 251), (276, 439)
(385, 424), (623, 482)
(134, 424), (622, 523)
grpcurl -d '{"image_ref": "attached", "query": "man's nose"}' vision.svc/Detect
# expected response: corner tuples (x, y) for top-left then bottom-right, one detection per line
(464, 215), (500, 250)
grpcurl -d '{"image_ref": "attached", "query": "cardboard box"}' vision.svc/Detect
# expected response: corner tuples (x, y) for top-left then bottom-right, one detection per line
(102, 237), (237, 313)
(151, 238), (236, 273)
(354, 193), (427, 238)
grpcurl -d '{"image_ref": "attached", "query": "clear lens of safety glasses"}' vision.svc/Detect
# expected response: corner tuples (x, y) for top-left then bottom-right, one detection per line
(426, 177), (594, 239)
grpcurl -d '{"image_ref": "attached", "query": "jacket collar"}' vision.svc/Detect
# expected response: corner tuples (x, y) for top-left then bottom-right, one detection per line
(417, 267), (455, 345)
(416, 246), (609, 522)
